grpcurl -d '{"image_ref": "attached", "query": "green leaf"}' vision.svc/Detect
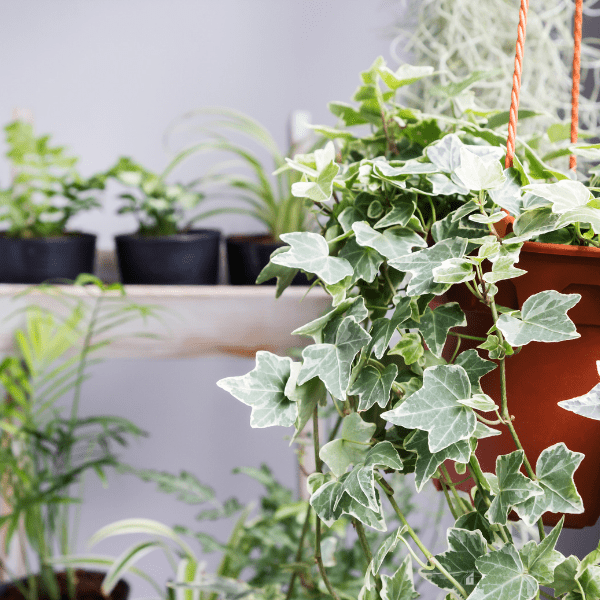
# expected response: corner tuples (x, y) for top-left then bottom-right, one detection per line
(404, 429), (473, 491)
(511, 207), (561, 242)
(453, 148), (506, 191)
(298, 317), (371, 399)
(418, 303), (466, 358)
(367, 297), (413, 359)
(390, 238), (468, 297)
(382, 364), (477, 453)
(454, 349), (497, 395)
(379, 63), (434, 90)
(523, 180), (592, 214)
(339, 238), (384, 284)
(319, 413), (376, 477)
(496, 290), (581, 346)
(293, 296), (367, 344)
(349, 364), (398, 412)
(486, 451), (543, 525)
(432, 258), (476, 284)
(309, 479), (344, 527)
(217, 351), (297, 428)
(514, 443), (584, 527)
(328, 101), (368, 126)
(389, 332), (423, 365)
(519, 517), (565, 585)
(423, 528), (487, 594)
(256, 247), (298, 297)
(471, 544), (539, 600)
(381, 556), (419, 600)
(353, 221), (427, 261)
(550, 555), (580, 596)
(272, 231), (353, 285)
(371, 526), (407, 575)
(374, 199), (416, 229)
(558, 364), (600, 420)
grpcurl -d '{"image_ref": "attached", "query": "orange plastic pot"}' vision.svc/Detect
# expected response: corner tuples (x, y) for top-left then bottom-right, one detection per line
(434, 236), (600, 528)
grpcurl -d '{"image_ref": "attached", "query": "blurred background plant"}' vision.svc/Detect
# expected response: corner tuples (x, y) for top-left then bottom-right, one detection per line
(163, 108), (317, 241)
(0, 121), (106, 239)
(0, 276), (161, 600)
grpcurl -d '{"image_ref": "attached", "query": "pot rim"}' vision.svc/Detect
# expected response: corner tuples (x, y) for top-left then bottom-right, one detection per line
(0, 232), (97, 243)
(115, 228), (221, 242)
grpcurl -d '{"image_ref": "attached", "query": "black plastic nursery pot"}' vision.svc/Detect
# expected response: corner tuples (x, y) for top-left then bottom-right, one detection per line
(0, 233), (96, 284)
(226, 234), (310, 286)
(115, 229), (221, 285)
(0, 570), (129, 600)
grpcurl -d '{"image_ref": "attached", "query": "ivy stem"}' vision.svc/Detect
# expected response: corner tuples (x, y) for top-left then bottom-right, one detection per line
(438, 477), (460, 520)
(447, 331), (488, 342)
(383, 264), (397, 298)
(476, 413), (504, 426)
(377, 476), (468, 599)
(327, 229), (354, 249)
(312, 409), (341, 600)
(331, 395), (345, 418)
(284, 503), (312, 600)
(488, 301), (546, 541)
(450, 335), (462, 364)
(440, 464), (472, 514)
(396, 535), (433, 570)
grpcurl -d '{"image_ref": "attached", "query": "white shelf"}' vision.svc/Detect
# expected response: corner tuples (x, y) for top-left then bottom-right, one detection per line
(0, 285), (331, 360)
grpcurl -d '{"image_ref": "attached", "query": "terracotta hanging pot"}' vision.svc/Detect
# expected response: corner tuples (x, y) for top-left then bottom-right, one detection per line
(435, 236), (600, 528)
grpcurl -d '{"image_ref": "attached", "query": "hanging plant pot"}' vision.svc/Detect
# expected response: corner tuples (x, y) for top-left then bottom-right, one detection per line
(0, 233), (96, 284)
(226, 234), (310, 286)
(437, 240), (600, 528)
(115, 229), (220, 285)
(0, 570), (129, 600)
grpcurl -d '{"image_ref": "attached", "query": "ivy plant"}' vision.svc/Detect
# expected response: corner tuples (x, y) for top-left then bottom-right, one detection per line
(0, 121), (105, 238)
(218, 56), (600, 600)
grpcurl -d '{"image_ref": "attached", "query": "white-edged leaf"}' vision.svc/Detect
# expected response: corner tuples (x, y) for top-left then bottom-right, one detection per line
(453, 147), (506, 191)
(349, 364), (398, 412)
(432, 258), (475, 284)
(418, 303), (466, 358)
(558, 364), (600, 420)
(523, 180), (592, 214)
(353, 221), (427, 261)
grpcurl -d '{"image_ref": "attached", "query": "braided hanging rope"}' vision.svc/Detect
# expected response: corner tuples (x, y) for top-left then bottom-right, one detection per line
(570, 0), (584, 171)
(505, 0), (530, 169)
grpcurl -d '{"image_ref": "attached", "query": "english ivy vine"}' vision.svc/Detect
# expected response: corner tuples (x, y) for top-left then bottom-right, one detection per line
(218, 57), (600, 600)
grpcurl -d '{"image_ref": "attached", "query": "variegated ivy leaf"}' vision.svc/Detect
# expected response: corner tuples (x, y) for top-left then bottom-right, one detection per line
(374, 160), (438, 177)
(418, 302), (466, 358)
(457, 394), (498, 412)
(470, 544), (539, 600)
(256, 247), (299, 298)
(389, 332), (423, 365)
(371, 526), (407, 575)
(550, 555), (580, 597)
(325, 276), (353, 306)
(482, 256), (527, 284)
(404, 429), (473, 491)
(428, 173), (469, 196)
(558, 363), (600, 420)
(381, 364), (477, 453)
(557, 206), (600, 235)
(339, 238), (384, 284)
(368, 297), (412, 359)
(519, 517), (565, 586)
(390, 238), (468, 297)
(469, 211), (506, 224)
(473, 420), (502, 439)
(291, 162), (340, 203)
(453, 147), (506, 191)
(374, 199), (416, 229)
(489, 168), (525, 216)
(292, 296), (368, 344)
(379, 63), (434, 90)
(286, 140), (336, 176)
(511, 207), (561, 243)
(272, 232), (353, 285)
(432, 257), (475, 284)
(340, 442), (404, 511)
(298, 317), (370, 399)
(514, 443), (584, 527)
(496, 290), (581, 346)
(486, 450), (543, 525)
(454, 349), (497, 395)
(349, 364), (399, 412)
(319, 412), (376, 477)
(426, 134), (464, 172)
(367, 200), (384, 219)
(217, 351), (297, 428)
(431, 212), (489, 244)
(423, 528), (487, 595)
(381, 556), (419, 600)
(352, 221), (427, 262)
(523, 180), (592, 214)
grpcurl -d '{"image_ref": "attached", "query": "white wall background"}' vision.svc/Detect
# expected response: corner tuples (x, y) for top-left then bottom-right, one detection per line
(1, 2), (599, 599)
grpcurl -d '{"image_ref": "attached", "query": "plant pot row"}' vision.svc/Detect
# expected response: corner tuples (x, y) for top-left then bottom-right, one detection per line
(0, 231), (306, 286)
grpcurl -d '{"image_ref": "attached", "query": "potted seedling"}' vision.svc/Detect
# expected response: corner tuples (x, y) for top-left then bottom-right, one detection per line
(216, 55), (600, 600)
(0, 121), (105, 284)
(108, 157), (221, 285)
(164, 108), (315, 285)
(0, 277), (155, 600)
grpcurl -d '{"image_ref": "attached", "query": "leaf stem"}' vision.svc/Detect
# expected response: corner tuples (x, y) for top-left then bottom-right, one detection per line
(438, 477), (460, 520)
(447, 331), (487, 342)
(377, 476), (468, 599)
(312, 409), (340, 600)
(285, 503), (312, 600)
(440, 464), (471, 514)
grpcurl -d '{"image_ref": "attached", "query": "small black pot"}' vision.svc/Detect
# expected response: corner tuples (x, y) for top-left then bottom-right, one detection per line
(0, 570), (129, 600)
(0, 233), (96, 284)
(115, 229), (221, 285)
(226, 234), (310, 286)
